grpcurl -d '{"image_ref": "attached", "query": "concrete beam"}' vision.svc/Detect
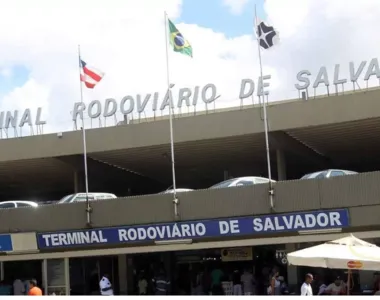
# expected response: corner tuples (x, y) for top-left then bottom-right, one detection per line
(269, 131), (330, 167)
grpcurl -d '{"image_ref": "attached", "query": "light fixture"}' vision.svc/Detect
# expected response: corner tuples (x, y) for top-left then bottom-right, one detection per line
(155, 239), (193, 245)
(298, 228), (342, 235)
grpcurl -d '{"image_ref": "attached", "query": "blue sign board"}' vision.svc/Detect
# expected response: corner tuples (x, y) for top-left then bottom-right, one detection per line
(37, 209), (349, 249)
(0, 234), (13, 252)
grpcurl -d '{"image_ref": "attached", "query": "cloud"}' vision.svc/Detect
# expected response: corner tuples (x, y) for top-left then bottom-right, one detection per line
(223, 0), (250, 15)
(0, 0), (380, 136)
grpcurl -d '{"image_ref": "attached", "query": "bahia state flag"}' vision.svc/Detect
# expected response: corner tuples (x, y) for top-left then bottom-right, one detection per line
(80, 59), (105, 89)
(168, 19), (193, 57)
(256, 18), (279, 50)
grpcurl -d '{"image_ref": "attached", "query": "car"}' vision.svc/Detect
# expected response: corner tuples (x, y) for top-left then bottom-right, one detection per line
(209, 176), (275, 189)
(58, 193), (117, 204)
(0, 200), (39, 209)
(160, 188), (194, 194)
(301, 169), (358, 179)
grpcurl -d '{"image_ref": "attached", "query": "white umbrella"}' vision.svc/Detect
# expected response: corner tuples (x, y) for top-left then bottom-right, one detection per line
(288, 234), (380, 271)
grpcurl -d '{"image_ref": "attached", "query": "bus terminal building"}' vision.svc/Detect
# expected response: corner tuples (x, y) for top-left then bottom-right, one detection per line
(0, 89), (380, 294)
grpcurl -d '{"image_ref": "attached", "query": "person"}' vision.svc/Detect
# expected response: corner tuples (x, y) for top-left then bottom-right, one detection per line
(232, 270), (242, 295)
(325, 276), (346, 295)
(318, 281), (328, 295)
(137, 272), (148, 295)
(13, 278), (26, 295)
(268, 270), (281, 295)
(241, 268), (255, 295)
(99, 273), (114, 296)
(152, 269), (170, 295)
(28, 279), (42, 296)
(0, 280), (12, 295)
(300, 273), (313, 296)
(211, 266), (224, 295)
(278, 276), (289, 295)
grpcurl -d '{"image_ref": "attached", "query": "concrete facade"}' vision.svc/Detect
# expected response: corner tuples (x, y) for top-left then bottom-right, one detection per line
(1, 171), (380, 234)
(0, 89), (380, 162)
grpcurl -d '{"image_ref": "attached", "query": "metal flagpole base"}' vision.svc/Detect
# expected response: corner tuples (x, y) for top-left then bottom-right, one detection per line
(269, 188), (275, 213)
(173, 197), (180, 221)
(86, 204), (93, 227)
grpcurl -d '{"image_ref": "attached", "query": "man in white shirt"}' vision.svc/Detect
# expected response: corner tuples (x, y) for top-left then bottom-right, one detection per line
(99, 274), (114, 296)
(300, 273), (313, 296)
(13, 279), (25, 295)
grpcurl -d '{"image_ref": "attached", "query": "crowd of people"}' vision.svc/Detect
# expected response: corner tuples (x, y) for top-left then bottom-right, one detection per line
(0, 279), (42, 295)
(132, 264), (289, 295)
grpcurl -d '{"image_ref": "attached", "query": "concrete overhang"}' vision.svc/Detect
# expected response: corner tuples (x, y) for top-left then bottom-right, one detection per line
(0, 171), (379, 234)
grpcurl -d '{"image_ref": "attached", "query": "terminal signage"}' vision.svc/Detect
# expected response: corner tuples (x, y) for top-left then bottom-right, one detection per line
(295, 58), (380, 91)
(71, 76), (271, 123)
(0, 234), (13, 252)
(0, 107), (46, 130)
(37, 209), (349, 250)
(70, 57), (380, 123)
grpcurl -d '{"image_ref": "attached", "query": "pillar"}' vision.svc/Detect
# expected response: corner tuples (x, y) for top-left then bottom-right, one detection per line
(42, 258), (70, 295)
(118, 255), (128, 295)
(74, 171), (84, 193)
(276, 149), (287, 181)
(286, 243), (298, 289)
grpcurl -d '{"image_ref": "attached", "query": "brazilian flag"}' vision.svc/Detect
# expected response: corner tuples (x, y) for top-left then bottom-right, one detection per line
(168, 19), (193, 58)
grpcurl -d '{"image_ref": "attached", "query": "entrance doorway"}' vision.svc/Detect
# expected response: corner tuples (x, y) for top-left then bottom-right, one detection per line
(69, 256), (119, 295)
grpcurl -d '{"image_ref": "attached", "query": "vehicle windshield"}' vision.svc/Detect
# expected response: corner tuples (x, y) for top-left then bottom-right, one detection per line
(58, 194), (75, 203)
(209, 178), (236, 189)
(301, 171), (328, 179)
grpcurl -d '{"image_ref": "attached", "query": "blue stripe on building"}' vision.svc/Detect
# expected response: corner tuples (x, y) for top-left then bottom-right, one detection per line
(37, 209), (350, 249)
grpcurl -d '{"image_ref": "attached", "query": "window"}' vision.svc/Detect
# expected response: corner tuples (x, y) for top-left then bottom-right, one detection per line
(330, 171), (345, 177)
(235, 180), (255, 186)
(0, 202), (16, 209)
(254, 178), (270, 184)
(209, 179), (237, 189)
(74, 195), (95, 202)
(16, 203), (33, 208)
(315, 171), (329, 179)
(58, 194), (75, 204)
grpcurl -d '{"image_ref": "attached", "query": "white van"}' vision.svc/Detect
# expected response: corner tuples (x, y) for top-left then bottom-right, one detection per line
(58, 193), (117, 204)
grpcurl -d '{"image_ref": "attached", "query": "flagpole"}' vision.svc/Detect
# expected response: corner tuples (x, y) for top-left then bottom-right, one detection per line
(77, 44), (92, 226)
(164, 11), (179, 218)
(254, 5), (274, 210)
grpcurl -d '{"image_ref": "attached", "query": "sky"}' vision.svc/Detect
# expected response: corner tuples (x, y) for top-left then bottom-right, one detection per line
(0, 0), (380, 135)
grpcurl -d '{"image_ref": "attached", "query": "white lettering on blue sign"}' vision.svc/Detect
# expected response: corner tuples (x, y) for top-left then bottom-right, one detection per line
(37, 209), (349, 249)
(252, 212), (341, 232)
(42, 230), (107, 247)
(117, 223), (206, 242)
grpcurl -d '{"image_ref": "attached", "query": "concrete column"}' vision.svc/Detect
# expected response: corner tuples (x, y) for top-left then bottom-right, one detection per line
(74, 171), (84, 193)
(126, 256), (134, 295)
(118, 255), (128, 295)
(286, 243), (298, 288)
(276, 149), (287, 181)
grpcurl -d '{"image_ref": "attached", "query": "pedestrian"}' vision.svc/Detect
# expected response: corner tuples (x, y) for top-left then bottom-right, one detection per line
(241, 268), (255, 295)
(27, 279), (42, 296)
(99, 273), (114, 296)
(137, 272), (148, 295)
(268, 269), (281, 295)
(232, 270), (242, 295)
(152, 269), (170, 295)
(13, 278), (25, 295)
(300, 273), (313, 296)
